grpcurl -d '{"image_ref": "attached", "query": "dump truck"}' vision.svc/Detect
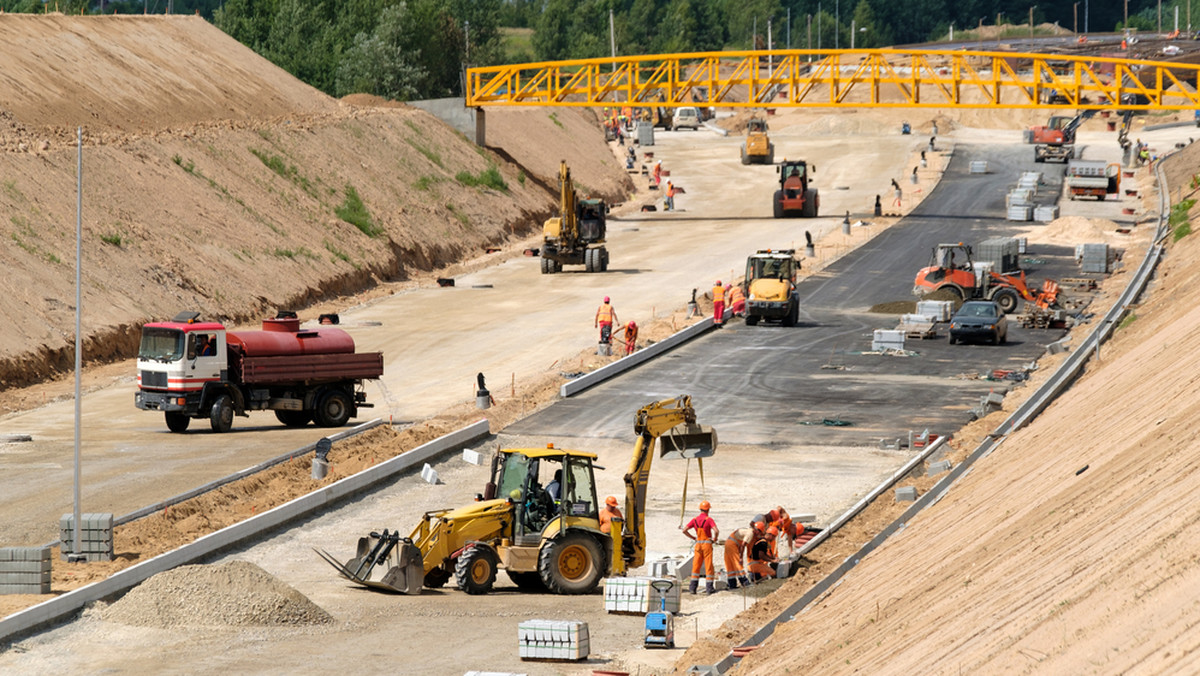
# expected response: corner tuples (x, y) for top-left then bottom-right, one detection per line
(912, 243), (1060, 314)
(541, 160), (609, 273)
(744, 249), (800, 326)
(1065, 159), (1120, 200)
(741, 117), (774, 165)
(317, 395), (717, 595)
(135, 311), (383, 433)
(1030, 109), (1097, 162)
(773, 159), (818, 218)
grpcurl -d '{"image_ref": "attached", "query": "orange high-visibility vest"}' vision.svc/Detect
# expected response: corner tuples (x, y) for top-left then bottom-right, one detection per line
(713, 285), (726, 303)
(597, 303), (613, 323)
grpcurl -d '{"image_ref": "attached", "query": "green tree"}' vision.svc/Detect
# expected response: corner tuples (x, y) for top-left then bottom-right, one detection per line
(850, 0), (890, 47)
(263, 0), (339, 95)
(335, 3), (427, 99)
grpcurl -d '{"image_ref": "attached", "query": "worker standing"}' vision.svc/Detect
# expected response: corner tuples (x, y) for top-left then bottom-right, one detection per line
(599, 496), (623, 535)
(595, 296), (618, 345)
(712, 281), (726, 326)
(652, 161), (662, 188)
(728, 283), (746, 317)
(682, 500), (720, 594)
(723, 526), (755, 590)
(664, 181), (676, 211)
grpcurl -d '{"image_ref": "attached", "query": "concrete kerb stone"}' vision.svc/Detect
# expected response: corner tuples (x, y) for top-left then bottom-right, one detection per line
(562, 315), (718, 398)
(0, 419), (490, 646)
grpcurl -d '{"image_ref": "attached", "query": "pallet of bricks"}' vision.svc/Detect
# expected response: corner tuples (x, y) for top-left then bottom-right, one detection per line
(0, 546), (51, 595)
(60, 513), (114, 562)
(603, 575), (682, 614)
(517, 619), (589, 661)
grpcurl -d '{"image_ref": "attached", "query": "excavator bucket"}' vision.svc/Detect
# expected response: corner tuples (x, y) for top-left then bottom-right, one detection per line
(658, 423), (717, 459)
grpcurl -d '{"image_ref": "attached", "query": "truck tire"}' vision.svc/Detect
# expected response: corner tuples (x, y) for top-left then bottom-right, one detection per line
(783, 300), (799, 327)
(801, 189), (819, 218)
(540, 256), (554, 274)
(772, 191), (784, 218)
(741, 146), (749, 165)
(745, 314), (760, 326)
(455, 545), (498, 595)
(539, 531), (605, 595)
(274, 410), (312, 427)
(165, 412), (190, 433)
(314, 389), (353, 428)
(766, 145), (774, 165)
(209, 394), (234, 433)
(991, 288), (1020, 314)
(600, 248), (610, 272)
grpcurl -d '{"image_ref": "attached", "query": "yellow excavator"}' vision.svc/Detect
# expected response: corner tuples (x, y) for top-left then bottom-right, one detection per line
(316, 396), (716, 595)
(541, 160), (609, 274)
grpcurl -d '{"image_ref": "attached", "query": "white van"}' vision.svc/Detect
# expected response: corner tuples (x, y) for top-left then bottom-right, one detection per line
(674, 107), (701, 130)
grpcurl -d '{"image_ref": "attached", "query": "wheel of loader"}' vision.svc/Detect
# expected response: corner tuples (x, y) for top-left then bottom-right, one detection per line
(741, 146), (749, 165)
(274, 410), (312, 427)
(314, 389), (352, 428)
(991, 288), (1020, 314)
(424, 566), (452, 588)
(766, 145), (774, 165)
(745, 314), (760, 326)
(539, 531), (605, 594)
(783, 301), (799, 327)
(540, 256), (554, 274)
(801, 189), (819, 218)
(209, 394), (234, 433)
(507, 570), (547, 592)
(773, 191), (784, 218)
(165, 412), (190, 433)
(455, 545), (498, 595)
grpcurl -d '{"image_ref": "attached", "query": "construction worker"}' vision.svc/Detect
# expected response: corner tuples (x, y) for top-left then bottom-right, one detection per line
(712, 281), (726, 325)
(652, 161), (662, 188)
(723, 526), (755, 590)
(664, 181), (676, 211)
(682, 500), (719, 594)
(595, 296), (618, 345)
(599, 495), (623, 535)
(618, 320), (638, 355)
(727, 283), (745, 317)
(747, 526), (779, 581)
(766, 506), (797, 554)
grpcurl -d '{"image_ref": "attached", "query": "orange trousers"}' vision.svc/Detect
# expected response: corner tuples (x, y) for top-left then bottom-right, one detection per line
(691, 540), (715, 581)
(723, 538), (747, 582)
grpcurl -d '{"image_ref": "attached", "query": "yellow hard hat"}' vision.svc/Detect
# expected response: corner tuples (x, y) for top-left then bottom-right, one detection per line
(509, 489), (522, 501)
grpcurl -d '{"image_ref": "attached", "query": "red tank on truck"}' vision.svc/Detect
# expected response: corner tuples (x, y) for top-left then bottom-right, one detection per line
(134, 311), (383, 433)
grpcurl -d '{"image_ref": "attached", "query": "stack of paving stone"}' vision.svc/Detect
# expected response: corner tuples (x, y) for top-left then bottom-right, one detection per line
(0, 546), (52, 595)
(603, 576), (681, 614)
(517, 619), (590, 661)
(59, 513), (114, 562)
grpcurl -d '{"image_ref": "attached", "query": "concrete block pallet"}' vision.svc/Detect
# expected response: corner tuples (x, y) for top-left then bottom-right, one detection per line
(603, 576), (681, 614)
(517, 619), (589, 661)
(0, 547), (51, 595)
(60, 513), (114, 562)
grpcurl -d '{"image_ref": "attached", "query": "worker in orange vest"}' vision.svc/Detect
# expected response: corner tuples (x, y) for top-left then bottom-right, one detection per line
(682, 500), (720, 594)
(618, 320), (638, 355)
(595, 296), (618, 344)
(723, 525), (755, 590)
(728, 283), (746, 317)
(747, 526), (779, 580)
(665, 181), (677, 211)
(712, 280), (726, 325)
(652, 161), (662, 188)
(766, 506), (797, 553)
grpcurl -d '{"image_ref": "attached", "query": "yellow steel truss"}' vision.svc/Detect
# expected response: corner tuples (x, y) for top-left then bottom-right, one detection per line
(466, 49), (1200, 111)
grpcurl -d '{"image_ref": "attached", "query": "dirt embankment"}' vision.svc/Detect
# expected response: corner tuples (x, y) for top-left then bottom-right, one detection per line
(0, 15), (633, 396)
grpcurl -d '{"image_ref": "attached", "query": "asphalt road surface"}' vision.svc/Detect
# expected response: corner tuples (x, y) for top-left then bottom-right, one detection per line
(506, 143), (1081, 447)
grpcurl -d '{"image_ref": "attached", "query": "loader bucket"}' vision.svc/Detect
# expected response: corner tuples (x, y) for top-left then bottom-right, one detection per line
(658, 423), (717, 459)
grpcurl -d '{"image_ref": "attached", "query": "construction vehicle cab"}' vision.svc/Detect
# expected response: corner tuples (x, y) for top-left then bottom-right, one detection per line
(542, 161), (609, 274)
(773, 160), (818, 218)
(744, 249), (800, 326)
(1030, 109), (1097, 163)
(912, 243), (1060, 314)
(741, 116), (774, 165)
(318, 396), (717, 597)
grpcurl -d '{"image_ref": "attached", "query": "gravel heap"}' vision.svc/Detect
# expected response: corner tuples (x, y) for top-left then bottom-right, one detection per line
(102, 560), (333, 628)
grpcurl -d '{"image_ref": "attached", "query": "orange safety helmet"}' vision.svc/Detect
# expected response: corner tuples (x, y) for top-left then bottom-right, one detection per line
(605, 495), (618, 507)
(699, 500), (711, 512)
(715, 280), (722, 286)
(767, 526), (779, 537)
(753, 520), (766, 532)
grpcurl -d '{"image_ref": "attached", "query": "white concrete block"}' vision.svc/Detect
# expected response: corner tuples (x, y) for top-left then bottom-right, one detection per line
(461, 448), (484, 465)
(420, 463), (440, 485)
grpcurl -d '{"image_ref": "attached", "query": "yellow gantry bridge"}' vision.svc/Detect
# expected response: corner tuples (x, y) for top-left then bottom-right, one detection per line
(466, 49), (1200, 111)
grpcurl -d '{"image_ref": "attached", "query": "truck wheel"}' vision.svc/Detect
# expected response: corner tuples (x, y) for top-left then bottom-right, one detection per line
(540, 256), (553, 274)
(991, 288), (1020, 314)
(600, 248), (610, 272)
(539, 531), (604, 594)
(802, 189), (819, 218)
(746, 314), (760, 326)
(455, 545), (498, 595)
(209, 394), (234, 433)
(165, 412), (190, 433)
(783, 301), (799, 327)
(314, 390), (353, 428)
(766, 145), (774, 165)
(507, 570), (547, 592)
(741, 147), (749, 165)
(424, 566), (452, 589)
(274, 410), (312, 427)
(773, 191), (784, 218)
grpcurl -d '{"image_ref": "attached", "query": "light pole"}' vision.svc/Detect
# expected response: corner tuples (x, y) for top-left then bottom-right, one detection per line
(836, 0), (840, 49)
(1073, 3), (1078, 34)
(1030, 6), (1035, 39)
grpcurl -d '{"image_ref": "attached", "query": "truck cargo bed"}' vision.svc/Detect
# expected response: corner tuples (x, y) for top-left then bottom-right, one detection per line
(237, 352), (383, 385)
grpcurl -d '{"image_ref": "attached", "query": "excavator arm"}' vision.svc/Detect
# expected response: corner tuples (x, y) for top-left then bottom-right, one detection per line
(616, 395), (717, 573)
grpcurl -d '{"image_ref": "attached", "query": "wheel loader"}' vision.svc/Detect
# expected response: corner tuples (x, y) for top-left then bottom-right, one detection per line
(743, 249), (800, 326)
(541, 160), (609, 274)
(741, 116), (774, 165)
(316, 396), (717, 596)
(911, 243), (1061, 314)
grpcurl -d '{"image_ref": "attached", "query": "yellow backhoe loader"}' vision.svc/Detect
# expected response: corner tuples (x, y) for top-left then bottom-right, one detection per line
(316, 396), (716, 595)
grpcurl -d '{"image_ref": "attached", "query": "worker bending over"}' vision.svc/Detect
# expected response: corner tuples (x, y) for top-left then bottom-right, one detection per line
(682, 500), (720, 594)
(766, 506), (797, 554)
(747, 526), (779, 581)
(723, 526), (755, 590)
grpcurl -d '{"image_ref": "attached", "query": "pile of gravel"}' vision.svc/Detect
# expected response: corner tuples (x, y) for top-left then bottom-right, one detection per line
(102, 560), (333, 628)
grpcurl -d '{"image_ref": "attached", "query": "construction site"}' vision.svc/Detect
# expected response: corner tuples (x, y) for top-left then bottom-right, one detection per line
(3, 13), (1200, 676)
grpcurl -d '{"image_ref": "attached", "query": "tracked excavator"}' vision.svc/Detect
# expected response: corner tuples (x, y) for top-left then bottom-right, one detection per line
(316, 396), (717, 595)
(541, 160), (609, 273)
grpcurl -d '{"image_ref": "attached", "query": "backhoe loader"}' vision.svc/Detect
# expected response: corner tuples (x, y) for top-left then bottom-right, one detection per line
(743, 249), (800, 326)
(541, 160), (609, 273)
(316, 396), (716, 595)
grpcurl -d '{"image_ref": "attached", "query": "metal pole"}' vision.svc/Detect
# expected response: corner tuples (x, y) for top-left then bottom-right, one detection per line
(73, 126), (82, 564)
(1030, 7), (1034, 39)
(817, 4), (821, 50)
(768, 20), (773, 73)
(787, 8), (791, 49)
(807, 14), (812, 60)
(851, 19), (856, 49)
(753, 16), (757, 50)
(609, 9), (616, 73)
(835, 0), (840, 49)
(1085, 0), (1089, 34)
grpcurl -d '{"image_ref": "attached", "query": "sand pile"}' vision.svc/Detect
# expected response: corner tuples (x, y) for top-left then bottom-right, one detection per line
(102, 560), (333, 628)
(1023, 216), (1122, 244)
